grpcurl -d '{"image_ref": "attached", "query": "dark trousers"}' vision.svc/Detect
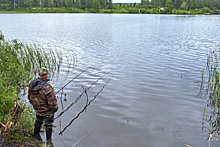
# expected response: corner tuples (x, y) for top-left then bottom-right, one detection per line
(35, 115), (54, 128)
(34, 115), (54, 141)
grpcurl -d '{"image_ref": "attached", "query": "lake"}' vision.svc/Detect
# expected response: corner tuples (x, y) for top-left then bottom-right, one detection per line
(0, 14), (220, 147)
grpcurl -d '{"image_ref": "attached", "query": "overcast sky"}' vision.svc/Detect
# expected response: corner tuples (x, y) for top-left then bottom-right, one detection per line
(113, 0), (141, 3)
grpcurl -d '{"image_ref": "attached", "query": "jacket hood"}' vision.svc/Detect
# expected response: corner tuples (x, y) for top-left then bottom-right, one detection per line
(29, 78), (48, 90)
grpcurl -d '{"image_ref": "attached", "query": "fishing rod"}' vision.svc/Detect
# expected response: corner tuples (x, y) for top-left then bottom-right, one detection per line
(55, 71), (111, 120)
(55, 67), (91, 94)
(59, 76), (113, 135)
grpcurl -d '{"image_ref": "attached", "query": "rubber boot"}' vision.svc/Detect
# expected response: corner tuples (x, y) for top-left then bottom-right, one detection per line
(46, 126), (53, 141)
(33, 121), (42, 141)
(46, 140), (54, 147)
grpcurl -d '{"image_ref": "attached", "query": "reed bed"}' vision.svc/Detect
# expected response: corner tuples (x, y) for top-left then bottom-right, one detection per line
(0, 30), (76, 107)
(0, 31), (76, 143)
(10, 39), (76, 79)
(199, 45), (220, 143)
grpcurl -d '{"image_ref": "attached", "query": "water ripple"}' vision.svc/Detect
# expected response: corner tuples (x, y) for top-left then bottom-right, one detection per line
(0, 14), (220, 147)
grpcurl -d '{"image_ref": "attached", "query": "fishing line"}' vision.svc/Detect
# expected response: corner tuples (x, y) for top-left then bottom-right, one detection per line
(55, 67), (91, 94)
(58, 76), (113, 135)
(55, 71), (111, 120)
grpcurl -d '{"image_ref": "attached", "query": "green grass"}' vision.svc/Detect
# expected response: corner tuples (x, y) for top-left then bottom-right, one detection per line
(0, 30), (63, 118)
(0, 7), (87, 13)
(0, 6), (217, 14)
(199, 45), (220, 137)
(0, 30), (76, 144)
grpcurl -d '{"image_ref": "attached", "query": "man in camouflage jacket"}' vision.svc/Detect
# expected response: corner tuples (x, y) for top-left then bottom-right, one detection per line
(28, 68), (58, 142)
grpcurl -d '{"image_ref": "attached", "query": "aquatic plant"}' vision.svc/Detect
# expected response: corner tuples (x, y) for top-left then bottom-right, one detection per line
(0, 31), (76, 143)
(199, 45), (220, 144)
(10, 39), (61, 78)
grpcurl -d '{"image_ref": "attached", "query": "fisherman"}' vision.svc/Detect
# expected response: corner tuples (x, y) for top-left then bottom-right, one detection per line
(28, 67), (58, 143)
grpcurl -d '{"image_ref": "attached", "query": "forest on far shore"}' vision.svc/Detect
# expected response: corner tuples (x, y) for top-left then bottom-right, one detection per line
(0, 0), (220, 14)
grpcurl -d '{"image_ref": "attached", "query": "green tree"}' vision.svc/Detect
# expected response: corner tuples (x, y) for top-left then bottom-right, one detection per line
(0, 0), (2, 10)
(108, 0), (112, 8)
(213, 0), (220, 9)
(160, 0), (166, 6)
(61, 0), (63, 8)
(68, 0), (73, 10)
(180, 1), (187, 10)
(42, 0), (49, 8)
(150, 0), (155, 7)
(192, 0), (197, 9)
(165, 0), (173, 12)
(99, 0), (105, 8)
(148, 4), (153, 8)
(92, 0), (99, 11)
(75, 0), (81, 10)
(173, 0), (183, 9)
(49, 0), (54, 9)
(204, 0), (213, 9)
(187, 0), (197, 10)
(201, 6), (212, 13)
(87, 0), (92, 8)
(198, 0), (204, 8)
(146, 0), (149, 5)
(154, 0), (161, 8)
(27, 0), (34, 8)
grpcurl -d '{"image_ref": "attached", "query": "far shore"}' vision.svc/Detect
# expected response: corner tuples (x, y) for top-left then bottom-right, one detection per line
(0, 7), (218, 15)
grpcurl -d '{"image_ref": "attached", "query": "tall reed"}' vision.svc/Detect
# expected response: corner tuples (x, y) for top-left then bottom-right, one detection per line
(1, 30), (77, 111)
(0, 31), (76, 142)
(199, 45), (220, 137)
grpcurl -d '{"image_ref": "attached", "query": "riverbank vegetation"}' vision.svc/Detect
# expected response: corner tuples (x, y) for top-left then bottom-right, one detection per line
(0, 31), (74, 146)
(198, 45), (220, 145)
(0, 0), (220, 14)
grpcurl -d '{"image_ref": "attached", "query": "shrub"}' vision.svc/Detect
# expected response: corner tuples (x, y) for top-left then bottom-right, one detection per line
(148, 5), (153, 9)
(129, 9), (139, 14)
(213, 7), (220, 14)
(0, 31), (75, 142)
(0, 39), (31, 87)
(192, 9), (203, 14)
(160, 9), (169, 14)
(201, 7), (213, 14)
(141, 9), (151, 14)
(151, 9), (160, 14)
(0, 78), (17, 118)
(0, 35), (31, 117)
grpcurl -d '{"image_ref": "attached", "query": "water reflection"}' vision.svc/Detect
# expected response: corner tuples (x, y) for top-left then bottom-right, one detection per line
(1, 14), (220, 147)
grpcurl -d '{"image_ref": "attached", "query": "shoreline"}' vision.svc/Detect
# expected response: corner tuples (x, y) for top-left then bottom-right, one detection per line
(0, 134), (43, 147)
(0, 11), (217, 15)
(0, 7), (219, 15)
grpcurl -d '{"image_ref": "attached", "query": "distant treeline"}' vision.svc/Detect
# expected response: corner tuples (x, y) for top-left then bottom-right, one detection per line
(141, 0), (220, 13)
(0, 0), (113, 10)
(0, 0), (220, 14)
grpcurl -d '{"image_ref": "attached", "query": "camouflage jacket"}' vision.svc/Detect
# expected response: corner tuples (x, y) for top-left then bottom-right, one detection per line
(28, 78), (58, 117)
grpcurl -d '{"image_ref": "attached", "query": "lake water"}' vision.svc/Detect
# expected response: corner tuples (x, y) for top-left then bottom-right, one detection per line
(0, 14), (220, 147)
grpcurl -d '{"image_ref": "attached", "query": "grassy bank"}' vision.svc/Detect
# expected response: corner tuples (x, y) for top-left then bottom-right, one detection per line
(0, 31), (75, 146)
(0, 6), (219, 14)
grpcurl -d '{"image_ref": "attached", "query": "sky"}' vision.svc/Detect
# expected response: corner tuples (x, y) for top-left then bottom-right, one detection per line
(113, 0), (141, 3)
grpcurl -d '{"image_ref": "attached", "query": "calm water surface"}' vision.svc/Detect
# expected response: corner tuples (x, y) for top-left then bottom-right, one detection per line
(1, 14), (220, 147)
